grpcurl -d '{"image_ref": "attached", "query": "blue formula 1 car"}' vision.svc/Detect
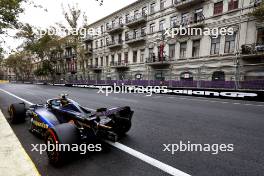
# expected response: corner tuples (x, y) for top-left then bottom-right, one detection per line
(8, 94), (133, 165)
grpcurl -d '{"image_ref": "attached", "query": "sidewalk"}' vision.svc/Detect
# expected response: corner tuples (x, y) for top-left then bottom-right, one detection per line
(0, 110), (40, 176)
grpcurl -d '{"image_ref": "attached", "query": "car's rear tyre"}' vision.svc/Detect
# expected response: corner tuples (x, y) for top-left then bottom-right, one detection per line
(115, 121), (131, 135)
(9, 103), (26, 124)
(112, 107), (133, 135)
(45, 123), (80, 166)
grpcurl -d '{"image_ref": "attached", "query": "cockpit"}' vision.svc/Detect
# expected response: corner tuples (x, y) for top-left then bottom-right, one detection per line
(47, 98), (91, 115)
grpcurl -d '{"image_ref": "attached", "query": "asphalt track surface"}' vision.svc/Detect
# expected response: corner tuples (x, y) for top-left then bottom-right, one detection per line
(0, 83), (264, 176)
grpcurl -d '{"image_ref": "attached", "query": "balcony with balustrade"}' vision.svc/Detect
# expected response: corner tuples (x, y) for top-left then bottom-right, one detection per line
(64, 53), (76, 60)
(106, 23), (124, 34)
(146, 55), (172, 67)
(180, 12), (205, 28)
(89, 64), (103, 71)
(107, 39), (123, 49)
(241, 42), (264, 59)
(125, 31), (146, 45)
(110, 61), (129, 69)
(126, 13), (147, 28)
(174, 0), (206, 10)
(83, 35), (93, 42)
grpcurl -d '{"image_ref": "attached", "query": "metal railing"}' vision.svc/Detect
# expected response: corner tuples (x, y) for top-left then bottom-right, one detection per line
(125, 31), (146, 41)
(106, 23), (124, 32)
(107, 39), (123, 47)
(145, 55), (170, 63)
(180, 13), (205, 26)
(241, 43), (264, 54)
(125, 13), (147, 24)
(110, 61), (129, 67)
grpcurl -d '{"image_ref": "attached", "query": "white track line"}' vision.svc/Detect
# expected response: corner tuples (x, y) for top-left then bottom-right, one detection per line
(105, 140), (190, 176)
(0, 88), (34, 105)
(0, 88), (190, 176)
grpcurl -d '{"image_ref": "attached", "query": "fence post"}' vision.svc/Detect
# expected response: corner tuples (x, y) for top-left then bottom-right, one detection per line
(169, 66), (172, 87)
(234, 56), (240, 90)
(147, 67), (150, 86)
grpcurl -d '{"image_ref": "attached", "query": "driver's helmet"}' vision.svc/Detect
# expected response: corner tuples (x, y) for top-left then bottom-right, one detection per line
(61, 99), (69, 106)
(60, 95), (69, 106)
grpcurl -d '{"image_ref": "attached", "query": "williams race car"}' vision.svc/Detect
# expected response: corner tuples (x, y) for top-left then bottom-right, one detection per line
(8, 94), (133, 165)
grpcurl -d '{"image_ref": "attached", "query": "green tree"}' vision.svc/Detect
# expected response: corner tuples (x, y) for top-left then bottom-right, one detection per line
(1, 0), (45, 33)
(15, 23), (36, 48)
(15, 24), (61, 58)
(30, 34), (61, 59)
(250, 2), (264, 22)
(0, 0), (25, 33)
(0, 0), (25, 58)
(0, 47), (3, 60)
(33, 60), (54, 77)
(4, 51), (33, 81)
(0, 0), (45, 59)
(16, 24), (63, 81)
(60, 4), (88, 79)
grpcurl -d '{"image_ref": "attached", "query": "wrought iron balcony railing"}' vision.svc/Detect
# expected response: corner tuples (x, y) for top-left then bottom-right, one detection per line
(106, 23), (124, 33)
(125, 32), (147, 44)
(126, 13), (147, 27)
(174, 0), (205, 9)
(107, 40), (123, 48)
(110, 61), (129, 68)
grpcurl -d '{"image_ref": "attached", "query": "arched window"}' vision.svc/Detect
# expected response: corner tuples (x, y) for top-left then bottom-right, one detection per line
(212, 71), (225, 81)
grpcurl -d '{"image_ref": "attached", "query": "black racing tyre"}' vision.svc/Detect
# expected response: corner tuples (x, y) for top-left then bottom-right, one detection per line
(115, 120), (131, 135)
(9, 103), (26, 124)
(45, 123), (80, 166)
(113, 107), (133, 135)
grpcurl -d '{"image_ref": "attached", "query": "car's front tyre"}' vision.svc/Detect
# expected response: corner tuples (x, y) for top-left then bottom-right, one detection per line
(8, 103), (26, 124)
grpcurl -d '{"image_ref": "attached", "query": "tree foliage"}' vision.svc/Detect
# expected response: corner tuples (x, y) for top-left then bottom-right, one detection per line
(0, 0), (25, 58)
(15, 22), (64, 80)
(3, 3), (89, 81)
(0, 0), (25, 33)
(0, 0), (46, 57)
(4, 51), (33, 80)
(15, 23), (36, 45)
(16, 23), (62, 57)
(0, 47), (3, 60)
(33, 60), (53, 77)
(250, 2), (264, 22)
(61, 4), (88, 74)
(29, 34), (61, 58)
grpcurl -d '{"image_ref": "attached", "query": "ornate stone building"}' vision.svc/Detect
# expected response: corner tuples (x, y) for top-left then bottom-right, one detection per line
(54, 0), (264, 83)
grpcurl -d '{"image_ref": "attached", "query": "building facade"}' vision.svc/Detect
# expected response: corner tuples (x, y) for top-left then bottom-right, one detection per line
(0, 63), (15, 80)
(54, 0), (264, 84)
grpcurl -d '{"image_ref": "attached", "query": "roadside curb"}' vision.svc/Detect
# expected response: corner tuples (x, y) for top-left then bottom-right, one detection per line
(0, 110), (40, 176)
